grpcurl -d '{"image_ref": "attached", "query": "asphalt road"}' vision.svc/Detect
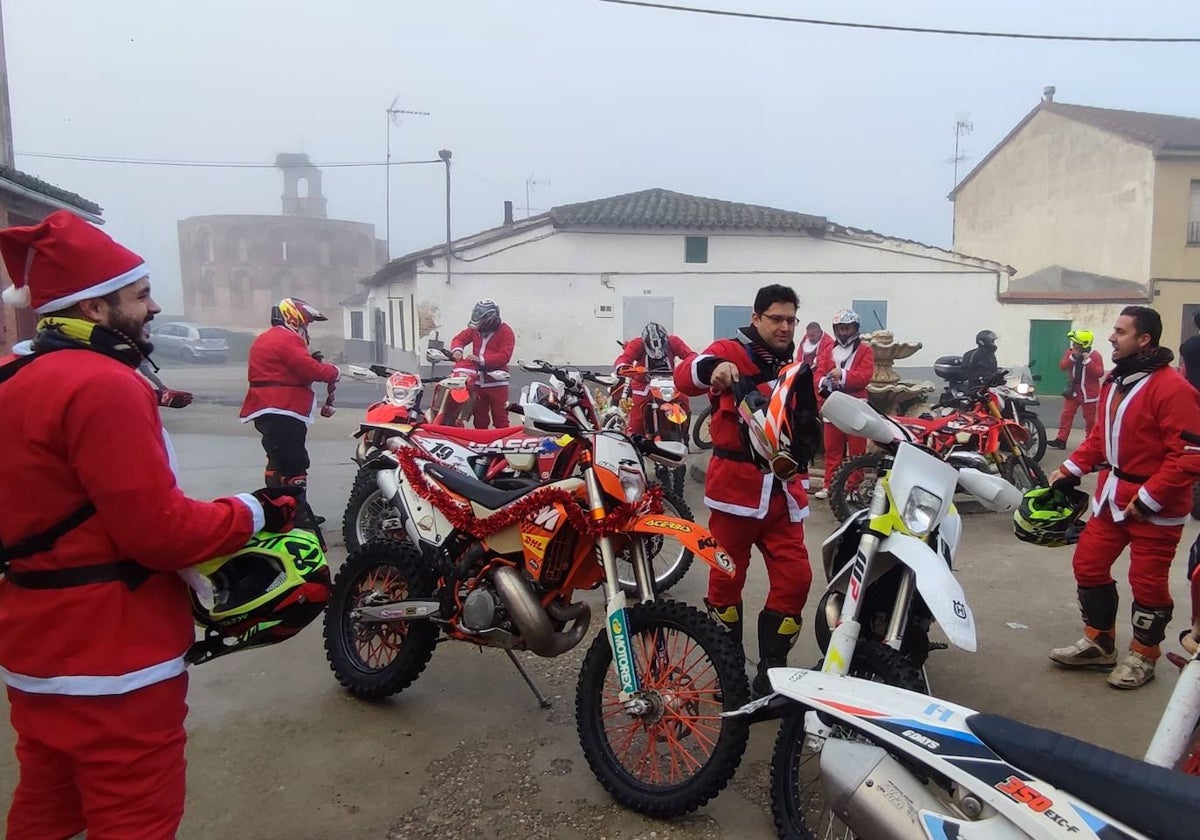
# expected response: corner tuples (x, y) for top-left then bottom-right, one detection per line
(1, 403), (1189, 839)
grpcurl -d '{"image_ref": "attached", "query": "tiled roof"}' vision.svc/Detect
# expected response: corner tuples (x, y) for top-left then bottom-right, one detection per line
(1044, 101), (1200, 151)
(548, 188), (828, 232)
(999, 264), (1150, 303)
(0, 164), (102, 216)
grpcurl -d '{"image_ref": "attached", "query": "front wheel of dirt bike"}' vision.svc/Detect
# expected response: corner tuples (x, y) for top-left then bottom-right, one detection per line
(1020, 410), (1047, 464)
(999, 452), (1047, 494)
(324, 539), (438, 699)
(829, 452), (884, 522)
(617, 490), (695, 596)
(770, 640), (926, 840)
(342, 468), (394, 552)
(692, 405), (713, 451)
(575, 600), (751, 817)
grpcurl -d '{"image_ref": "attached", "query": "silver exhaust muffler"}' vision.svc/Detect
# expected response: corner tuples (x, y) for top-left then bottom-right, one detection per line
(492, 565), (591, 657)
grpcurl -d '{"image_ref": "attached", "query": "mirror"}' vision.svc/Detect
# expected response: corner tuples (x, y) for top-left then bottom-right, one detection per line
(957, 468), (1023, 512)
(820, 392), (898, 444)
(347, 364), (375, 379)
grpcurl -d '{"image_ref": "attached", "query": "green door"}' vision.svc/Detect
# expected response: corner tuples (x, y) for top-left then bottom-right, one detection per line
(1028, 319), (1071, 395)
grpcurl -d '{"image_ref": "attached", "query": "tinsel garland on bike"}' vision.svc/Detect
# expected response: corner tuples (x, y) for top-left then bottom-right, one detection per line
(394, 445), (663, 539)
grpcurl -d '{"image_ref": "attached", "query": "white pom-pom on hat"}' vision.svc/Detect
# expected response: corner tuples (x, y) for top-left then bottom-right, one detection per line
(2, 283), (30, 308)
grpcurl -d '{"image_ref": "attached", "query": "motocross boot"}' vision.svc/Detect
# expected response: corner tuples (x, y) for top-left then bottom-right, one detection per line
(752, 609), (802, 699)
(1108, 602), (1172, 689)
(704, 599), (744, 657)
(1050, 583), (1118, 668)
(279, 473), (326, 529)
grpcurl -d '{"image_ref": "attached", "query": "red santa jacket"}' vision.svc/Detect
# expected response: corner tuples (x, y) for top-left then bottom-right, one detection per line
(814, 338), (875, 402)
(450, 323), (516, 389)
(0, 350), (261, 696)
(1059, 348), (1105, 403)
(1063, 365), (1200, 525)
(798, 332), (834, 368)
(239, 326), (341, 423)
(615, 334), (694, 396)
(675, 330), (807, 522)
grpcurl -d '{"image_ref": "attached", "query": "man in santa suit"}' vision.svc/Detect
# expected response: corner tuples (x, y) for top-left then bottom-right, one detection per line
(1048, 328), (1104, 449)
(613, 321), (694, 435)
(240, 298), (341, 528)
(0, 211), (296, 838)
(449, 298), (515, 429)
(812, 308), (875, 500)
(1047, 306), (1200, 689)
(675, 284), (813, 697)
(797, 320), (833, 368)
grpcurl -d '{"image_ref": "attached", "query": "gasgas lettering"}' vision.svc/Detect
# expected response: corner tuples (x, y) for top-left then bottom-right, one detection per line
(466, 437), (546, 455)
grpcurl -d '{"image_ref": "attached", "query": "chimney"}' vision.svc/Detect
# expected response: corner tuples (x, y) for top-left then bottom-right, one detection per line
(1043, 85), (1056, 102)
(503, 200), (514, 225)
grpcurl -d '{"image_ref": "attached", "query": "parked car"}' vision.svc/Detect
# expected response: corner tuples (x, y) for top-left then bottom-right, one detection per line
(152, 322), (229, 364)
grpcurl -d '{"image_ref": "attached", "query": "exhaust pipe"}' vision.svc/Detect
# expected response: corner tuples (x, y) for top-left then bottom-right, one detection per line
(492, 566), (591, 657)
(820, 738), (950, 840)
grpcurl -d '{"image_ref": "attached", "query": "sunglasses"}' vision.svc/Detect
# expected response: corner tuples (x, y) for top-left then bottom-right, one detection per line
(760, 314), (799, 327)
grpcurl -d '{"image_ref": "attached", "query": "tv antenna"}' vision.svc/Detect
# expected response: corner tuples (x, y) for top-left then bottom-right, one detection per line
(385, 95), (430, 257)
(946, 115), (974, 189)
(525, 173), (551, 217)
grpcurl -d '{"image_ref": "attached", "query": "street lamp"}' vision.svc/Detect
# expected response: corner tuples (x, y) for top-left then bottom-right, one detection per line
(438, 148), (452, 285)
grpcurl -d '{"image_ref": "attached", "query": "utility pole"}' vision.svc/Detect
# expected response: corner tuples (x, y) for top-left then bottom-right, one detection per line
(385, 95), (429, 258)
(947, 116), (973, 190)
(0, 0), (15, 167)
(438, 149), (452, 284)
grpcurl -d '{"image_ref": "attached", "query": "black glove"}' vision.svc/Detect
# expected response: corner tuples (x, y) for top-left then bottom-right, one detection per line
(311, 350), (325, 363)
(252, 487), (298, 533)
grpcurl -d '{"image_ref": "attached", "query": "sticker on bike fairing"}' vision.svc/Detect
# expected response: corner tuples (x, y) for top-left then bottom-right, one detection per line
(606, 604), (639, 695)
(640, 518), (692, 533)
(1069, 803), (1139, 840)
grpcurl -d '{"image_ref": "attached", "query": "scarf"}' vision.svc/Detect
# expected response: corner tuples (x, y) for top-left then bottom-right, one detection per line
(31, 316), (155, 370)
(1106, 346), (1173, 393)
(740, 326), (794, 378)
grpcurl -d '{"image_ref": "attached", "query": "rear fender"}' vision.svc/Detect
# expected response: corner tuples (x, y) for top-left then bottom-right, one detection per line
(625, 515), (736, 578)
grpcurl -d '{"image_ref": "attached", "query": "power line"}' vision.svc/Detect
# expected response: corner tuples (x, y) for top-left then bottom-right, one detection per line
(589, 0), (1200, 43)
(14, 151), (444, 169)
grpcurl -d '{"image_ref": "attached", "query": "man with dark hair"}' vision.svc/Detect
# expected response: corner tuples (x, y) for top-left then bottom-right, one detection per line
(1046, 305), (1200, 689)
(1179, 310), (1200, 392)
(675, 283), (813, 696)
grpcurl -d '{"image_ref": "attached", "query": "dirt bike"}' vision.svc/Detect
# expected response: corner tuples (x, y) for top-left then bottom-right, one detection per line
(613, 362), (690, 496)
(691, 403), (714, 450)
(830, 371), (1046, 522)
(936, 356), (1048, 462)
(731, 647), (1200, 840)
(813, 391), (1022, 688)
(323, 403), (751, 816)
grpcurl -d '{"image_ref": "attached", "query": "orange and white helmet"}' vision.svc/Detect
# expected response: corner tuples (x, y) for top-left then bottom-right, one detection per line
(385, 371), (424, 409)
(271, 297), (327, 339)
(736, 362), (820, 481)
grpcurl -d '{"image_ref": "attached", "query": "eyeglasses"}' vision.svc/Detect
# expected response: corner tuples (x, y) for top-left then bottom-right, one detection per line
(760, 314), (798, 327)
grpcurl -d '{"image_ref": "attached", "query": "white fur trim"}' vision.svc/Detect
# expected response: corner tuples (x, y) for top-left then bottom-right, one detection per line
(2, 283), (30, 307)
(0, 655), (187, 696)
(34, 261), (149, 314)
(236, 493), (267, 533)
(704, 475), (773, 518)
(1062, 459), (1084, 477)
(691, 353), (714, 390)
(1137, 486), (1163, 513)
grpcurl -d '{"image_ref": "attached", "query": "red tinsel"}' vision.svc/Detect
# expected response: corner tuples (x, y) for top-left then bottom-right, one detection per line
(394, 445), (663, 539)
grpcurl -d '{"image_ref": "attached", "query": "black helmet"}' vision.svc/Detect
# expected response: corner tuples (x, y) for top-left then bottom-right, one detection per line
(1013, 483), (1089, 547)
(469, 299), (501, 333)
(642, 322), (670, 369)
(976, 330), (998, 348)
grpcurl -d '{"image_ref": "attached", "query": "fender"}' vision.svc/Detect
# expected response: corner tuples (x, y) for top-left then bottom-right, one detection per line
(624, 514), (736, 578)
(823, 527), (975, 651)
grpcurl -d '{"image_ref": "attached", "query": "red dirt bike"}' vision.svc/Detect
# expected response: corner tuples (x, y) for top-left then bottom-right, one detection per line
(323, 403), (750, 817)
(828, 371), (1046, 521)
(613, 362), (691, 496)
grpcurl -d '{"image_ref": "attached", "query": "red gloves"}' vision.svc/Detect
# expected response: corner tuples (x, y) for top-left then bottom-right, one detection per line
(157, 389), (194, 409)
(251, 488), (298, 533)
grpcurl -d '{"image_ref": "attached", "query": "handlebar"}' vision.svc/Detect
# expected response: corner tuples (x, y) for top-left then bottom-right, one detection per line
(519, 359), (614, 388)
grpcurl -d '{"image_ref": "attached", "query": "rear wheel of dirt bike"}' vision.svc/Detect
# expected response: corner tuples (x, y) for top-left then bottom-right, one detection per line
(770, 640), (927, 840)
(575, 600), (751, 817)
(692, 405), (713, 451)
(616, 490), (695, 596)
(1000, 453), (1047, 494)
(829, 452), (884, 522)
(324, 539), (438, 699)
(342, 469), (395, 552)
(1020, 411), (1047, 464)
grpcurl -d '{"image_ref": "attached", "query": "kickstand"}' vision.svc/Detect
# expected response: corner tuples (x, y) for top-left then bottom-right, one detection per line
(505, 649), (552, 709)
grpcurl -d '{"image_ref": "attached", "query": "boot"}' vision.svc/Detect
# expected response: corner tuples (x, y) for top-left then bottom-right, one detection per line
(280, 474), (325, 529)
(1108, 603), (1172, 689)
(1049, 583), (1118, 668)
(752, 609), (802, 699)
(704, 599), (744, 656)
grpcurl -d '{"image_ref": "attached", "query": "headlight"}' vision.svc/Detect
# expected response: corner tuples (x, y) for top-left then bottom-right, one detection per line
(619, 466), (646, 503)
(1016, 382), (1033, 395)
(901, 487), (942, 536)
(658, 384), (676, 402)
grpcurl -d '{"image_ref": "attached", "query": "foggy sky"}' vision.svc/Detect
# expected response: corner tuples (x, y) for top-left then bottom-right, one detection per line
(6, 0), (1197, 313)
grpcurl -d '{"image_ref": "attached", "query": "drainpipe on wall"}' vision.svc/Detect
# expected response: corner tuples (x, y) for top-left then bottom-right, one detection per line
(439, 149), (452, 284)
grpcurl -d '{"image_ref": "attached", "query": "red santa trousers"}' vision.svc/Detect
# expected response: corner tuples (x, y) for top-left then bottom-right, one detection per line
(473, 386), (511, 429)
(1072, 509), (1182, 608)
(1056, 398), (1098, 442)
(6, 674), (188, 840)
(822, 423), (867, 486)
(706, 491), (812, 615)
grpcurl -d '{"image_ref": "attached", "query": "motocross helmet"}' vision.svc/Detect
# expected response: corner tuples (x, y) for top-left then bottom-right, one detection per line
(1013, 484), (1089, 547)
(642, 322), (670, 371)
(831, 309), (861, 346)
(186, 529), (330, 665)
(736, 364), (820, 481)
(271, 298), (327, 344)
(469, 299), (501, 334)
(975, 329), (998, 348)
(1067, 329), (1094, 351)
(385, 371), (424, 410)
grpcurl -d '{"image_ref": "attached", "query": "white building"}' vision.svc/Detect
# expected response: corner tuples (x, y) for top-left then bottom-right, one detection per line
(347, 188), (1021, 375)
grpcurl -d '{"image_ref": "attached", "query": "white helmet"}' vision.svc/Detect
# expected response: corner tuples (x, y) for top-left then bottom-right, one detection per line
(831, 308), (860, 326)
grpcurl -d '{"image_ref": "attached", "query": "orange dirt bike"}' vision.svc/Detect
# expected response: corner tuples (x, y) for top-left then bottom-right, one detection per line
(323, 403), (751, 816)
(613, 361), (692, 496)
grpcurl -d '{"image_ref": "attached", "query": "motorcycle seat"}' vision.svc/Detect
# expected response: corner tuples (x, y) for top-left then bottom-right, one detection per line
(419, 424), (526, 444)
(423, 462), (545, 510)
(967, 713), (1200, 839)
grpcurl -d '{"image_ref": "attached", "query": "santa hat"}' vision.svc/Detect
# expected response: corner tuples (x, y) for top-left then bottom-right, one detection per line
(0, 210), (149, 314)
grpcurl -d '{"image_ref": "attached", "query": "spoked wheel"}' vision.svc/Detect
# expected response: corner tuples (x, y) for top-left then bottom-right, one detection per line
(1020, 412), (1047, 463)
(323, 539), (437, 699)
(829, 452), (884, 522)
(692, 406), (713, 451)
(575, 600), (750, 817)
(770, 640), (927, 839)
(616, 491), (695, 596)
(999, 453), (1047, 494)
(342, 469), (394, 551)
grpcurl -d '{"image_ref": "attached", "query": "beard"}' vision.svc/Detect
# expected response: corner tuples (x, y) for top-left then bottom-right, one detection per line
(105, 309), (154, 356)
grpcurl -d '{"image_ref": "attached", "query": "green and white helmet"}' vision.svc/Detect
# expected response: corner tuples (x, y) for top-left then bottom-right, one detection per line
(1013, 484), (1089, 548)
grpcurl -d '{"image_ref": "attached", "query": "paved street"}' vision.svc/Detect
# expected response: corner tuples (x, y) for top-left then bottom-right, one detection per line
(1, 396), (1192, 839)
